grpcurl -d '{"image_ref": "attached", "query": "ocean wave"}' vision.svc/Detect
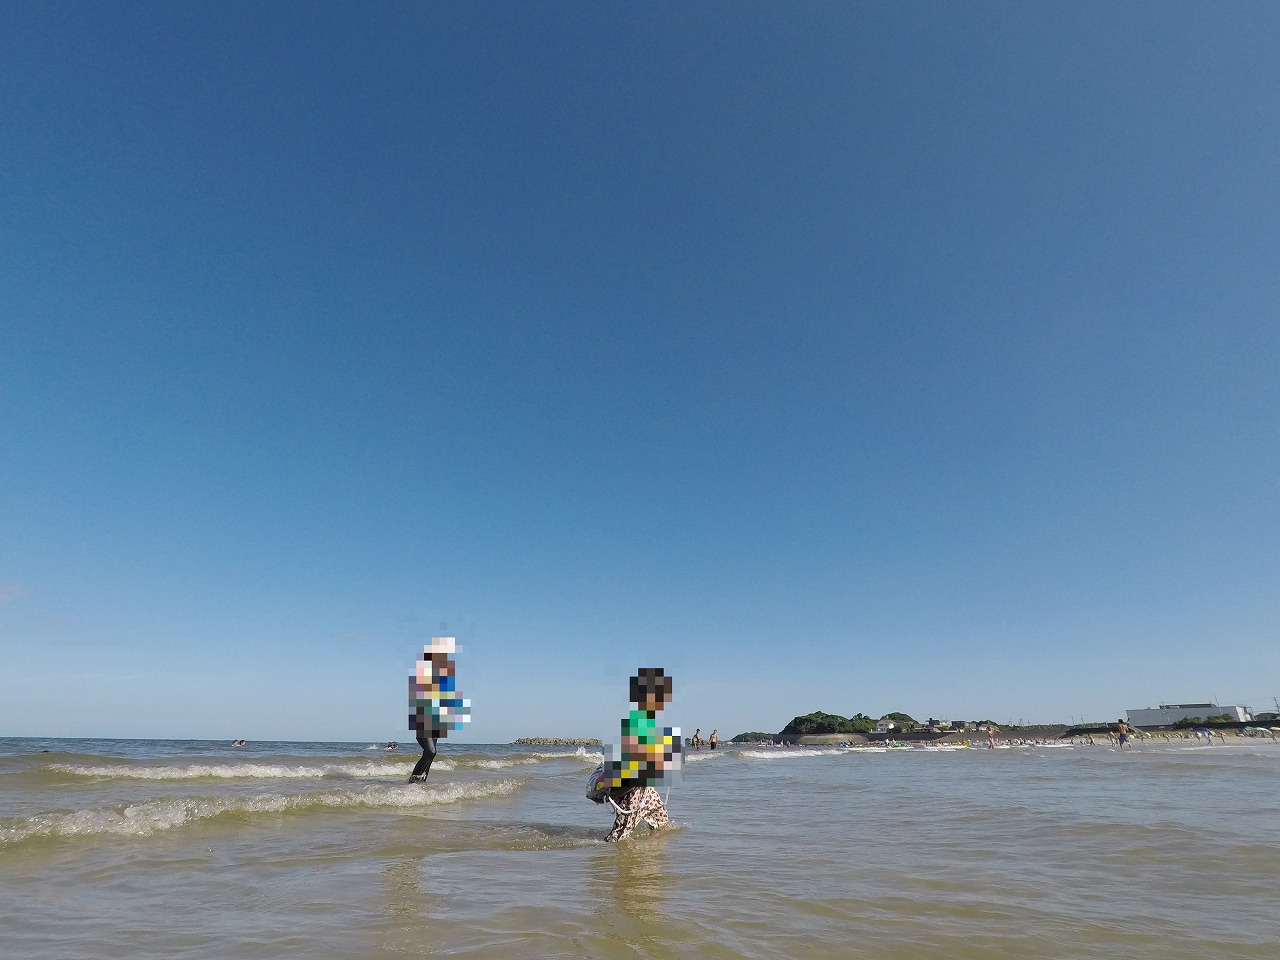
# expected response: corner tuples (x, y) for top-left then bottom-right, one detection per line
(0, 778), (526, 846)
(738, 749), (842, 760)
(737, 746), (943, 759)
(48, 760), (413, 780)
(43, 747), (601, 781)
(536, 747), (605, 762)
(471, 748), (603, 769)
(473, 758), (545, 770)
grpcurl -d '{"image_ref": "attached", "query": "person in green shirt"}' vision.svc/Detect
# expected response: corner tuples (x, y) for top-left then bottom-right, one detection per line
(603, 667), (681, 841)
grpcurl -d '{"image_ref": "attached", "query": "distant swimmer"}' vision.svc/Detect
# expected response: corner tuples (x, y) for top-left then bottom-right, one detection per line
(409, 637), (471, 782)
(709, 729), (719, 751)
(231, 739), (246, 747)
(589, 667), (681, 842)
(692, 728), (702, 751)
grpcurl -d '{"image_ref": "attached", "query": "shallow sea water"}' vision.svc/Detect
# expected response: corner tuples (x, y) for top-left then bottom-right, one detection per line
(2, 736), (1278, 959)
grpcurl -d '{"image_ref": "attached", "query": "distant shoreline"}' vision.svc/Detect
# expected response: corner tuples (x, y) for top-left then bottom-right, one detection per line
(512, 737), (601, 746)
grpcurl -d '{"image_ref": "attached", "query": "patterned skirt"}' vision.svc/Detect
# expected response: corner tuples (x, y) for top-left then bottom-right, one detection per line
(605, 785), (669, 842)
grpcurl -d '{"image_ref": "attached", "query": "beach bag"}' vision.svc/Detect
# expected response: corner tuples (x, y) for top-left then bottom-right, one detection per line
(586, 762), (610, 803)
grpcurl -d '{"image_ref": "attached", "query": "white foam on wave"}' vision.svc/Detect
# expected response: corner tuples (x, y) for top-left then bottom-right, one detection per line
(468, 750), (598, 770)
(436, 749), (603, 771)
(0, 778), (525, 846)
(473, 757), (543, 769)
(739, 746), (927, 759)
(49, 749), (599, 781)
(541, 747), (605, 763)
(49, 761), (412, 781)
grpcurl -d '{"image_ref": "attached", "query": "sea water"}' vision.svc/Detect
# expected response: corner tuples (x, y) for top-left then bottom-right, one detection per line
(2, 736), (1278, 959)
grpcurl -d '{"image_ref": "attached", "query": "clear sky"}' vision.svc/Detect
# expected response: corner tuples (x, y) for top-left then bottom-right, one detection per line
(2, 3), (1277, 742)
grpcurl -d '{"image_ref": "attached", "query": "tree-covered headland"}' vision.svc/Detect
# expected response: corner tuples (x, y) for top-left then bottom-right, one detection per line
(778, 710), (917, 736)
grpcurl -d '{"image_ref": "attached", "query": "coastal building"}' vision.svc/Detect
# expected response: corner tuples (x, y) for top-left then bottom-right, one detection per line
(1126, 703), (1252, 726)
(874, 718), (897, 733)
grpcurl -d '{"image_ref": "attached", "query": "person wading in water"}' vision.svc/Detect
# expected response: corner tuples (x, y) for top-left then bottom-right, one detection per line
(409, 637), (470, 781)
(598, 667), (681, 842)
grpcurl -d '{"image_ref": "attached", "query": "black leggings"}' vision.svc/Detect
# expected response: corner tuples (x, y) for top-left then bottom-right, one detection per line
(410, 735), (437, 781)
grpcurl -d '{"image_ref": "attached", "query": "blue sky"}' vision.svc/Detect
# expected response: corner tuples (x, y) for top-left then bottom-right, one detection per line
(2, 3), (1277, 742)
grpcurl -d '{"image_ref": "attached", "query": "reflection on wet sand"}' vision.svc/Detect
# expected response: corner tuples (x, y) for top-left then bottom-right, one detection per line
(592, 826), (676, 921)
(376, 856), (434, 956)
(383, 857), (427, 921)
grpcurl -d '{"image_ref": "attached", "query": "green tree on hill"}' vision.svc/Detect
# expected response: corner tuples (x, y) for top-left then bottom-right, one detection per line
(882, 711), (916, 729)
(781, 711), (868, 735)
(844, 713), (875, 734)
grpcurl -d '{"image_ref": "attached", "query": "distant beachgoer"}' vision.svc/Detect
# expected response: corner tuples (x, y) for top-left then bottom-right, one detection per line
(409, 637), (471, 782)
(598, 667), (681, 842)
(692, 728), (702, 751)
(1115, 719), (1131, 749)
(709, 730), (718, 751)
(986, 726), (997, 749)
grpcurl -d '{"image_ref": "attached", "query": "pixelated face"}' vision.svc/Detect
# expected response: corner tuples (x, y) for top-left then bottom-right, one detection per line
(629, 667), (672, 710)
(416, 651), (456, 690)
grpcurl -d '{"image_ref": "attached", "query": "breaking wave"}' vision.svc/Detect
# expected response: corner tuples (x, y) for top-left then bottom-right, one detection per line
(473, 748), (603, 769)
(43, 747), (600, 781)
(49, 760), (411, 780)
(739, 748), (846, 760)
(0, 778), (526, 846)
(735, 746), (987, 759)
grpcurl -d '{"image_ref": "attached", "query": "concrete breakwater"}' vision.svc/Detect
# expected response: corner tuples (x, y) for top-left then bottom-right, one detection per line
(512, 737), (602, 746)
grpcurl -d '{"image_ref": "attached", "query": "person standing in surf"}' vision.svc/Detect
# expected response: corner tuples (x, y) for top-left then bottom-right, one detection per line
(599, 667), (681, 842)
(408, 637), (471, 782)
(1115, 718), (1132, 749)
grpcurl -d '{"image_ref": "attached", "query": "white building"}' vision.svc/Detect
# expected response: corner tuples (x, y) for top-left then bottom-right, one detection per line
(874, 718), (897, 733)
(1126, 703), (1251, 727)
